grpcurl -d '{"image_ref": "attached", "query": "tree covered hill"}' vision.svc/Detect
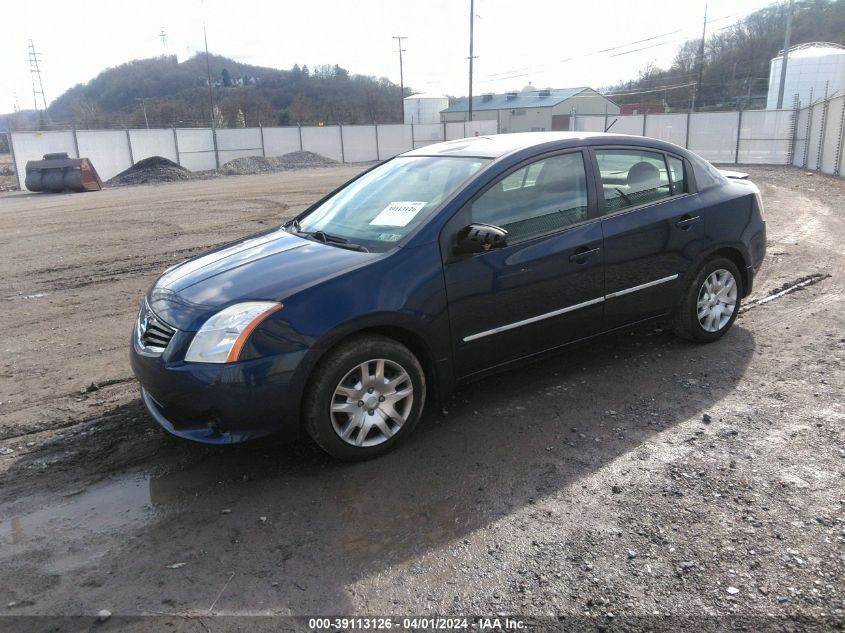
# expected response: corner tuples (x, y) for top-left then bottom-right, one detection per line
(8, 53), (407, 130)
(608, 0), (845, 111)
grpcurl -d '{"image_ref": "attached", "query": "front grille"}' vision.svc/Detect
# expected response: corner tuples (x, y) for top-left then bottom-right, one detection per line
(138, 302), (176, 352)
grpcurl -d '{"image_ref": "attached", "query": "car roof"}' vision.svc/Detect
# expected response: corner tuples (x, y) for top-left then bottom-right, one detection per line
(401, 131), (683, 160)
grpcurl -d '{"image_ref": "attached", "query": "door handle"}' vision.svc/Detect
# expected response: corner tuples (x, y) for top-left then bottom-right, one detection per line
(675, 215), (701, 230)
(569, 246), (601, 263)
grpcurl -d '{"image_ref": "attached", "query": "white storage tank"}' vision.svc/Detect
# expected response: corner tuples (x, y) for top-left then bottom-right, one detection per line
(767, 42), (845, 109)
(404, 94), (449, 125)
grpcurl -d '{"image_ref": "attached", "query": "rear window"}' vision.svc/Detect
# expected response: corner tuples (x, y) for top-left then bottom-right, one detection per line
(595, 149), (672, 213)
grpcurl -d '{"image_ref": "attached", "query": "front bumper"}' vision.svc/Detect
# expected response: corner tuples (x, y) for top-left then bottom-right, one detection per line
(130, 339), (307, 445)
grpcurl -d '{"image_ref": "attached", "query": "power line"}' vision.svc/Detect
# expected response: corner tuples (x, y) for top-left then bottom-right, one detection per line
(602, 82), (697, 97)
(475, 9), (750, 85)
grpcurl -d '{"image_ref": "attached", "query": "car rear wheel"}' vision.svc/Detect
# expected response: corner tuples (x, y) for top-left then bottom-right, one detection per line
(673, 257), (742, 343)
(303, 334), (426, 460)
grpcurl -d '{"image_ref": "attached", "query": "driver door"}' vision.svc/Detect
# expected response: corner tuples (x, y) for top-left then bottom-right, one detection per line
(442, 150), (606, 378)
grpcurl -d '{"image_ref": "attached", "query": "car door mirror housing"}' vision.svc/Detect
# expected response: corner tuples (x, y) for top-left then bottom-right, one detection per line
(455, 223), (508, 254)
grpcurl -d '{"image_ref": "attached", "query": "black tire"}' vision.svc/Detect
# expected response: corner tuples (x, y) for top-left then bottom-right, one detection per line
(303, 334), (426, 460)
(673, 256), (743, 343)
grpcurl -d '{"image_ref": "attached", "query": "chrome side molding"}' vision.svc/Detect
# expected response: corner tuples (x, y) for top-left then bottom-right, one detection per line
(463, 274), (679, 343)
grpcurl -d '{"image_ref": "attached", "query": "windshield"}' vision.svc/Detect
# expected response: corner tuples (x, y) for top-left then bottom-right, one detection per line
(295, 156), (489, 252)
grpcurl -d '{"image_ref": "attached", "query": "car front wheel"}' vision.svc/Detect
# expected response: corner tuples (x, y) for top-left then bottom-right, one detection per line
(673, 257), (742, 342)
(303, 334), (426, 460)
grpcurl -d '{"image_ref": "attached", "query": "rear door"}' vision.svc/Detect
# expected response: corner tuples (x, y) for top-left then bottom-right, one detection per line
(592, 147), (705, 330)
(442, 150), (605, 378)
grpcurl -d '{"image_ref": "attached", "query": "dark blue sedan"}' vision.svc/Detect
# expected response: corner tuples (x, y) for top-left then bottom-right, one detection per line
(130, 132), (766, 459)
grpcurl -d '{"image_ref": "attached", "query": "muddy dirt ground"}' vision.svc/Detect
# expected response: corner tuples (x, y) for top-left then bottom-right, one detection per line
(0, 165), (843, 631)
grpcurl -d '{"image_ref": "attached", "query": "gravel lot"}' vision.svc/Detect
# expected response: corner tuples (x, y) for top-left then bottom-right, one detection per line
(0, 165), (843, 631)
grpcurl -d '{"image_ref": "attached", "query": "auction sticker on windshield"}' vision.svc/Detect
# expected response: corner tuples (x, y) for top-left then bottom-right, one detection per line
(370, 201), (427, 227)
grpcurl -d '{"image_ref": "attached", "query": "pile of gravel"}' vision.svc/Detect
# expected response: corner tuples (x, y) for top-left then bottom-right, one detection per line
(221, 151), (337, 175)
(107, 156), (192, 187)
(106, 151), (338, 187)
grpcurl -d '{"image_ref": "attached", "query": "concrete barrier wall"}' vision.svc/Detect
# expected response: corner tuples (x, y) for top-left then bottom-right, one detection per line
(574, 106), (828, 170)
(128, 129), (178, 164)
(9, 120), (498, 190)
(15, 106), (845, 189)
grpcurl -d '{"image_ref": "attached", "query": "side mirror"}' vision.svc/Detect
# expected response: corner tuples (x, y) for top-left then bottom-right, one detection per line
(454, 223), (508, 254)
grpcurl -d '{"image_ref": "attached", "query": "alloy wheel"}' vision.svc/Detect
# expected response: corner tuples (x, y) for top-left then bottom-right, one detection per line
(697, 268), (738, 333)
(330, 358), (414, 447)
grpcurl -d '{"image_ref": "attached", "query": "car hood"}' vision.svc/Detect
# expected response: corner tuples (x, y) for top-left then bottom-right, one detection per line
(148, 228), (371, 331)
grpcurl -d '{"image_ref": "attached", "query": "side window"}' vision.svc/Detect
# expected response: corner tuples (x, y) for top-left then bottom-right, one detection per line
(471, 153), (589, 242)
(666, 155), (687, 195)
(595, 149), (673, 214)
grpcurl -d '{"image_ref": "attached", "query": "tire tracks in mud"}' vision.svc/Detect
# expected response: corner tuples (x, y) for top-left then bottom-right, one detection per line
(0, 376), (137, 441)
(739, 273), (832, 314)
(6, 204), (291, 296)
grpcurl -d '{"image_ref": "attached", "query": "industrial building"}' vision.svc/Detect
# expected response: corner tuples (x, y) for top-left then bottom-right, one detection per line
(440, 86), (619, 132)
(767, 42), (845, 109)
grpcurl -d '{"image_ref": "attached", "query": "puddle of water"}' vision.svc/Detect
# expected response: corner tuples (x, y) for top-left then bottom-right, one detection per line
(1, 476), (152, 545)
(0, 469), (208, 573)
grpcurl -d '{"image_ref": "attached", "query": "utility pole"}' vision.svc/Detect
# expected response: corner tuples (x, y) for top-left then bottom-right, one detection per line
(467, 0), (476, 122)
(27, 39), (48, 112)
(159, 27), (168, 49)
(203, 20), (215, 126)
(692, 4), (707, 113)
(392, 36), (407, 121)
(776, 0), (794, 109)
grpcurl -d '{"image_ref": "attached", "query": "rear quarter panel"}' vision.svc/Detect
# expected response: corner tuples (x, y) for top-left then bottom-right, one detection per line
(682, 180), (763, 293)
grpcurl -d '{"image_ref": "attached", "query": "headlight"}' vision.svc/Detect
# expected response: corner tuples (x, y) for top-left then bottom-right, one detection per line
(185, 302), (283, 363)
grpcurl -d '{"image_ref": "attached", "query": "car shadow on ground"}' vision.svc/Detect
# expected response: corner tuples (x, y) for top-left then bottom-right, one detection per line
(1, 323), (755, 614)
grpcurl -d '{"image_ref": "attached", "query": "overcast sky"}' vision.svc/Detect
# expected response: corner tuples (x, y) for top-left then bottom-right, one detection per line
(2, 0), (780, 114)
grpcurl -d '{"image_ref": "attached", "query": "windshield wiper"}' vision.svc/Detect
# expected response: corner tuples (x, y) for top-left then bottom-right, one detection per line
(324, 241), (370, 253)
(293, 228), (369, 252)
(310, 230), (349, 244)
